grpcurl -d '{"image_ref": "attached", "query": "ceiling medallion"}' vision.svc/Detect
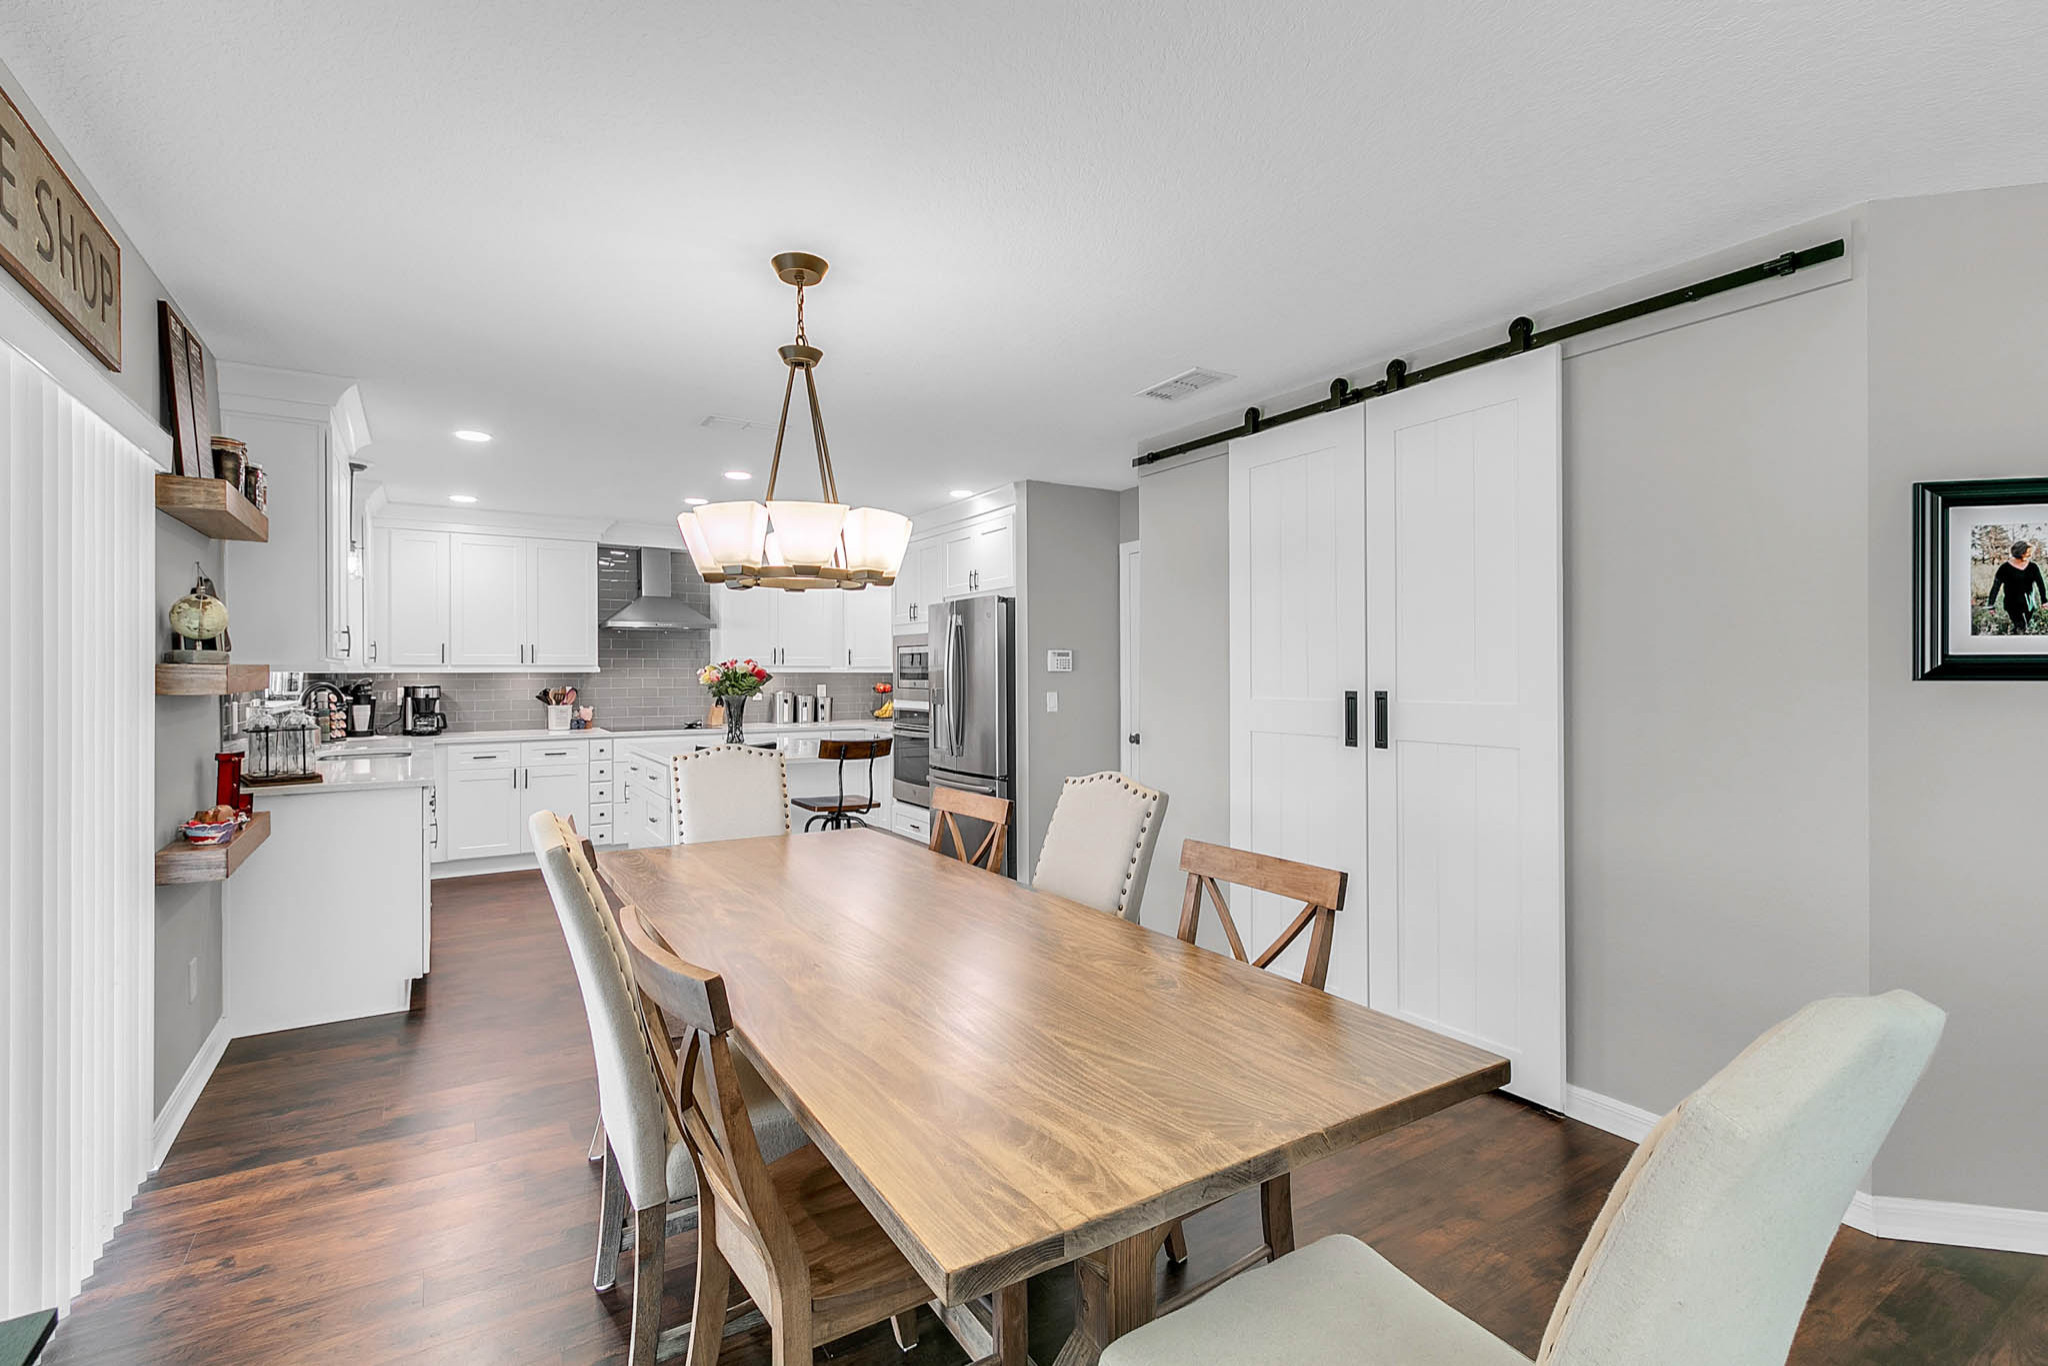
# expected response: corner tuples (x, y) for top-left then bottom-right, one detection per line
(678, 253), (912, 592)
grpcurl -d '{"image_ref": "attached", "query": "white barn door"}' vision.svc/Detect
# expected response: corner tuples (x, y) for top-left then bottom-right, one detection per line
(1364, 346), (1564, 1110)
(1229, 407), (1368, 1003)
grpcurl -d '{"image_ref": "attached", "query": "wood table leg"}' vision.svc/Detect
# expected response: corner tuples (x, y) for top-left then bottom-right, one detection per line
(1053, 1226), (1169, 1366)
(991, 1280), (1029, 1366)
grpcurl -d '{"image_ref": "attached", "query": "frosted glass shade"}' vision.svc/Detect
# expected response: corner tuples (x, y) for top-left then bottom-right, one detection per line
(841, 506), (912, 580)
(766, 500), (847, 570)
(694, 500), (770, 569)
(676, 510), (723, 580)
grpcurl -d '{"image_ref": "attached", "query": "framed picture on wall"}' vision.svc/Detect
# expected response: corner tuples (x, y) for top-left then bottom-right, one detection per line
(157, 299), (208, 478)
(1914, 477), (2048, 679)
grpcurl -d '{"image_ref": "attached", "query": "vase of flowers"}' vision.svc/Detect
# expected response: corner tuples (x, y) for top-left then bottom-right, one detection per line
(699, 658), (772, 743)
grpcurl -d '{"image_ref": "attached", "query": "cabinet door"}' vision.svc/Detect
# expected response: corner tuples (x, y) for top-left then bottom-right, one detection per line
(777, 588), (844, 669)
(712, 586), (778, 667)
(519, 759), (590, 833)
(449, 533), (528, 668)
(892, 543), (924, 629)
(443, 761), (522, 859)
(844, 585), (893, 669)
(528, 539), (597, 669)
(381, 529), (451, 668)
(946, 510), (1014, 595)
(322, 428), (353, 663)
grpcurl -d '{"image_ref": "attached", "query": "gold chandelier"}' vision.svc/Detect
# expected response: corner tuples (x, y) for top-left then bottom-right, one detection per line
(678, 253), (911, 591)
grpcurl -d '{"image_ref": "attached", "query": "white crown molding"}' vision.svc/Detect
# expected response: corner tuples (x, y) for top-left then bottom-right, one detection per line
(150, 1017), (229, 1171)
(906, 482), (1018, 536)
(376, 501), (611, 541)
(1565, 1082), (2047, 1255)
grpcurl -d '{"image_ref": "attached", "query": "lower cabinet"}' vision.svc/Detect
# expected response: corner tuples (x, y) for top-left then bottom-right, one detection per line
(438, 739), (591, 862)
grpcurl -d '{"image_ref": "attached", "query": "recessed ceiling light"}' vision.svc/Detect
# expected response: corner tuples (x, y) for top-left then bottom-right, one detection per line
(684, 497), (708, 506)
(949, 489), (973, 499)
(448, 493), (478, 503)
(724, 470), (751, 481)
(453, 429), (492, 443)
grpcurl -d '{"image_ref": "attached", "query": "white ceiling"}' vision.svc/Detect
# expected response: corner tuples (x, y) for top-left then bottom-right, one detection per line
(5, 1), (2047, 522)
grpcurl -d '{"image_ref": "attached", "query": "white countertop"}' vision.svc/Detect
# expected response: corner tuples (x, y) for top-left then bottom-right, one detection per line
(245, 750), (434, 797)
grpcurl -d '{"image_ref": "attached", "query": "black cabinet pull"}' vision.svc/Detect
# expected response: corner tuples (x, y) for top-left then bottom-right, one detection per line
(1375, 691), (1389, 749)
(1344, 691), (1358, 748)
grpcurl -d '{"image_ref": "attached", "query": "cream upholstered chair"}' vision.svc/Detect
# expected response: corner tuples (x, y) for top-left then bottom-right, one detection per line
(672, 744), (789, 844)
(1031, 771), (1168, 919)
(1099, 990), (1946, 1366)
(530, 813), (809, 1364)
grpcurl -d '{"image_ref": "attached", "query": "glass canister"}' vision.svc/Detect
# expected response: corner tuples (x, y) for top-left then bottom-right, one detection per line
(278, 707), (319, 777)
(243, 710), (280, 779)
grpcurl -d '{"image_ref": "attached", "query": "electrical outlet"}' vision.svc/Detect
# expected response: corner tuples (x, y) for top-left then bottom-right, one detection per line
(187, 956), (199, 1004)
(1045, 691), (1059, 713)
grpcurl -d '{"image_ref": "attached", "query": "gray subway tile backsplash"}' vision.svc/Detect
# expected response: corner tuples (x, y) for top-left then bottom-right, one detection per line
(317, 546), (889, 733)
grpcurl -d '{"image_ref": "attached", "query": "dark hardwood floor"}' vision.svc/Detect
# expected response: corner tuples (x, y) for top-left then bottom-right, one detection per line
(49, 870), (2046, 1364)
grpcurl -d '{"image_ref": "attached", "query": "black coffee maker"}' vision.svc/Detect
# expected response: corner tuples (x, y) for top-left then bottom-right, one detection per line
(345, 681), (378, 737)
(402, 685), (446, 736)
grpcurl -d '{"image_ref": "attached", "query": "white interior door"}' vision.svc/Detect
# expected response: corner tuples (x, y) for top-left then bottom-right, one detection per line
(1229, 407), (1368, 1002)
(1365, 346), (1564, 1110)
(1120, 541), (1141, 776)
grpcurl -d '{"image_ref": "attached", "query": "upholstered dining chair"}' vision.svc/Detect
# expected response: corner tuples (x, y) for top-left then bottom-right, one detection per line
(1099, 990), (1946, 1366)
(616, 891), (933, 1366)
(928, 784), (1013, 872)
(529, 812), (811, 1365)
(1031, 771), (1168, 919)
(672, 744), (789, 844)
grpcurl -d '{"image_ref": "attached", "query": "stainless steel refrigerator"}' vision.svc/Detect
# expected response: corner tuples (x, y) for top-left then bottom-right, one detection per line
(929, 593), (1016, 874)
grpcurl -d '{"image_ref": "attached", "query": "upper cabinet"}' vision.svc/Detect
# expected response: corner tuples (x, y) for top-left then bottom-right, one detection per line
(940, 508), (1015, 596)
(711, 584), (892, 672)
(892, 539), (946, 629)
(368, 523), (599, 672)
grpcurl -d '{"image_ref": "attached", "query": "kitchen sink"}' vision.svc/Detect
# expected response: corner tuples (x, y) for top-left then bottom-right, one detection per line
(316, 737), (416, 758)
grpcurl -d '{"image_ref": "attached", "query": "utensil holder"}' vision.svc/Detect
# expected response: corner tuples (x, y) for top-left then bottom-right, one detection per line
(546, 704), (571, 731)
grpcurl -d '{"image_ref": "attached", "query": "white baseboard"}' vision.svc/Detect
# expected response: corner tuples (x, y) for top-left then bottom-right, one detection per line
(1564, 1083), (2047, 1256)
(1563, 1084), (1660, 1144)
(151, 1017), (229, 1171)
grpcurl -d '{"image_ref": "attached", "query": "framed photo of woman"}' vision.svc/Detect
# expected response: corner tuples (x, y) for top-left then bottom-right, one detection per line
(1914, 477), (2048, 679)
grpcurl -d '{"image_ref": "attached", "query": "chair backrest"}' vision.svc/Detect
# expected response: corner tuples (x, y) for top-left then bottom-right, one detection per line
(1539, 991), (1945, 1366)
(529, 811), (672, 1211)
(1175, 839), (1347, 990)
(1031, 772), (1168, 919)
(673, 744), (789, 844)
(820, 737), (889, 804)
(615, 903), (812, 1309)
(928, 785), (1012, 872)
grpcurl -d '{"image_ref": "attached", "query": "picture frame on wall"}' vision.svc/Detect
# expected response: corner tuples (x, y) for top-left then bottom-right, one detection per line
(157, 299), (208, 478)
(1913, 477), (2048, 679)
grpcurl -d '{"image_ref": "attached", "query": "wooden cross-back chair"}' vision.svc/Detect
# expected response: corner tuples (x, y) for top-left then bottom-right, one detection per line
(616, 900), (932, 1366)
(1156, 839), (1349, 1290)
(927, 785), (1011, 873)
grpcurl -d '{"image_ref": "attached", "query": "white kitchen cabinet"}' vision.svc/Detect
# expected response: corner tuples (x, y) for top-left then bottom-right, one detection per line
(943, 508), (1015, 596)
(529, 539), (598, 667)
(844, 585), (893, 668)
(777, 588), (844, 669)
(893, 538), (946, 629)
(377, 528), (452, 668)
(442, 747), (523, 859)
(449, 533), (528, 668)
(712, 585), (779, 665)
(519, 758), (590, 834)
(323, 426), (355, 661)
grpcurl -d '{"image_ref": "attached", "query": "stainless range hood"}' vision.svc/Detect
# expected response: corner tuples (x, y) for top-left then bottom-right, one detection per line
(602, 548), (714, 631)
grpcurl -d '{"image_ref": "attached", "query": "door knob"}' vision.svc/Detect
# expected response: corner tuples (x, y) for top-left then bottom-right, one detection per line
(1128, 733), (1140, 745)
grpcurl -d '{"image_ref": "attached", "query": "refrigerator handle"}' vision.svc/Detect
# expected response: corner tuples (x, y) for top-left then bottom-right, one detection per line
(950, 615), (968, 753)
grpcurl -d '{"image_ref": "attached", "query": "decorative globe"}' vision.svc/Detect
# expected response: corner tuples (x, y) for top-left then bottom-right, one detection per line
(169, 590), (229, 641)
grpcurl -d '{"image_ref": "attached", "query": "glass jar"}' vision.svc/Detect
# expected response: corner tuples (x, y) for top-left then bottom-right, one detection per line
(244, 710), (280, 779)
(278, 707), (319, 777)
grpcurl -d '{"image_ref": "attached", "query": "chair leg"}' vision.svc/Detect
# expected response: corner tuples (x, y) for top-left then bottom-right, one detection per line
(685, 1206), (731, 1366)
(890, 1310), (918, 1350)
(595, 1144), (628, 1292)
(770, 1320), (813, 1366)
(1163, 1218), (1189, 1265)
(1260, 1173), (1295, 1260)
(588, 1118), (606, 1162)
(629, 1204), (667, 1366)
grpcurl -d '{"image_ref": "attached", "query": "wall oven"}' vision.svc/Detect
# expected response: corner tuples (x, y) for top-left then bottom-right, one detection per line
(892, 638), (931, 805)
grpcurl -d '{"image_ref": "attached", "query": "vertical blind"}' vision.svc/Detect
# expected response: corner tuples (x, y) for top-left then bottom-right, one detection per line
(0, 336), (156, 1316)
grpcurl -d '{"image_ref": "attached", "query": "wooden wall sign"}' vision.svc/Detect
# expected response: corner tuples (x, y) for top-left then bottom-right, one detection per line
(0, 83), (122, 370)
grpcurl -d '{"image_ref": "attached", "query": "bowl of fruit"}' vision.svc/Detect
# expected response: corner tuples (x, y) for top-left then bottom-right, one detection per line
(181, 805), (247, 845)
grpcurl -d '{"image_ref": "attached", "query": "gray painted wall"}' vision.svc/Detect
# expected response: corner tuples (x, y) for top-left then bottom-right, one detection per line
(1016, 482), (1125, 878)
(1129, 453), (1231, 939)
(0, 57), (228, 1113)
(1866, 184), (2048, 1211)
(1564, 269), (1872, 1114)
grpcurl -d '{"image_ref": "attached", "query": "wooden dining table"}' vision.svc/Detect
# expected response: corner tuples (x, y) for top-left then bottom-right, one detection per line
(598, 829), (1508, 1364)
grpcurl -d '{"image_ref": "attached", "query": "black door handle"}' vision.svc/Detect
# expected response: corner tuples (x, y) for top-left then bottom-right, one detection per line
(1128, 732), (1140, 745)
(1344, 691), (1358, 748)
(1375, 691), (1389, 749)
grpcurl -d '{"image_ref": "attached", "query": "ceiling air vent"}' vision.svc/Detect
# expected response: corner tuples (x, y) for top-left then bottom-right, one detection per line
(1137, 367), (1235, 402)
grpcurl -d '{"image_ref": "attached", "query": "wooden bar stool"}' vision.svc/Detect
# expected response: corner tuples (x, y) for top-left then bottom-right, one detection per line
(793, 737), (892, 831)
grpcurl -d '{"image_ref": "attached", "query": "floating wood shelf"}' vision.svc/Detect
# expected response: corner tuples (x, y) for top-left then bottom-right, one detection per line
(154, 473), (269, 542)
(156, 661), (272, 696)
(155, 810), (270, 885)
